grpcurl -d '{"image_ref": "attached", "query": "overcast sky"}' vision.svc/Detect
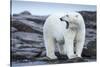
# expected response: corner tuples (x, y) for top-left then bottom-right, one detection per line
(12, 0), (96, 15)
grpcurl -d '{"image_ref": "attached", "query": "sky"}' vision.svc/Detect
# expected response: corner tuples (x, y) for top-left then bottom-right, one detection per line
(12, 0), (96, 15)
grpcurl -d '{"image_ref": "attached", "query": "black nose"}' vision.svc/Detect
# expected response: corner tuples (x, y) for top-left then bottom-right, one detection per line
(60, 18), (63, 21)
(60, 18), (69, 29)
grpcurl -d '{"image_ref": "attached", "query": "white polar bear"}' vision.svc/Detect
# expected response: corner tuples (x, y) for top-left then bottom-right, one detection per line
(43, 12), (85, 59)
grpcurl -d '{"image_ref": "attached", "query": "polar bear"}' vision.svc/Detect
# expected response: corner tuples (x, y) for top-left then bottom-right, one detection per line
(43, 12), (85, 60)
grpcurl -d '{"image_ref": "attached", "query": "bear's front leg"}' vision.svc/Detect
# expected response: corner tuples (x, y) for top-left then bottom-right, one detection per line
(75, 31), (85, 58)
(64, 40), (77, 59)
(44, 36), (57, 59)
(64, 31), (77, 59)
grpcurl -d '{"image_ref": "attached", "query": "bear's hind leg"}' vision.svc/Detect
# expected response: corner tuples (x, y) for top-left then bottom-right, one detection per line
(44, 36), (57, 59)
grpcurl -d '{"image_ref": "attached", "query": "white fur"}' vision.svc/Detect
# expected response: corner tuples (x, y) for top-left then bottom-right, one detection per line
(43, 12), (85, 59)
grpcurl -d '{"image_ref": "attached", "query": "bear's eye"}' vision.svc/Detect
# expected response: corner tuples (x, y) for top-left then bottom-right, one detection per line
(66, 15), (69, 17)
(75, 15), (78, 17)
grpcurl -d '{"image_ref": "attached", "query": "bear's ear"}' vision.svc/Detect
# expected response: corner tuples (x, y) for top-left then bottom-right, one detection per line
(66, 15), (69, 17)
(75, 15), (78, 17)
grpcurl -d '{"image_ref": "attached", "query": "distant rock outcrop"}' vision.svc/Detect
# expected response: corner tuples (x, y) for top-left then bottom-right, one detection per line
(20, 11), (32, 15)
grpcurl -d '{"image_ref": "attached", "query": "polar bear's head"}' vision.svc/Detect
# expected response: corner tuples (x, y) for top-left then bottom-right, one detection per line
(60, 12), (83, 29)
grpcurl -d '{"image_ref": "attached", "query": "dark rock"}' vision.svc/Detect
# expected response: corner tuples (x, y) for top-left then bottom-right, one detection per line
(11, 19), (33, 32)
(13, 32), (43, 44)
(11, 11), (96, 64)
(85, 21), (96, 29)
(11, 15), (26, 20)
(11, 61), (48, 66)
(11, 19), (43, 34)
(11, 27), (18, 33)
(13, 14), (20, 16)
(83, 40), (96, 59)
(14, 51), (39, 57)
(82, 47), (96, 59)
(40, 51), (46, 57)
(18, 44), (33, 48)
(11, 39), (22, 47)
(14, 44), (22, 48)
(55, 52), (68, 60)
(11, 47), (42, 61)
(79, 11), (96, 22)
(86, 28), (96, 34)
(12, 11), (48, 25)
(11, 52), (39, 61)
(15, 48), (42, 53)
(11, 47), (18, 53)
(87, 41), (96, 49)
(18, 15), (47, 24)
(66, 57), (88, 63)
(28, 61), (47, 65)
(20, 11), (32, 15)
(32, 43), (44, 48)
(34, 57), (49, 61)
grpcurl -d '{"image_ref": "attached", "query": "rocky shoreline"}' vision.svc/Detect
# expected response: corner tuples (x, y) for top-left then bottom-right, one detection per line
(11, 11), (96, 66)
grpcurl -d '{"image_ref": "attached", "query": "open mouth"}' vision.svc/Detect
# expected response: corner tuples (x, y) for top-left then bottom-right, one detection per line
(60, 18), (69, 29)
